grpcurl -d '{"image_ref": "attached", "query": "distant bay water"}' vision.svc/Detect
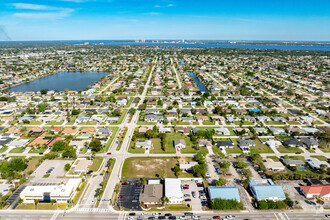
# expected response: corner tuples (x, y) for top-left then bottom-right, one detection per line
(9, 71), (110, 92)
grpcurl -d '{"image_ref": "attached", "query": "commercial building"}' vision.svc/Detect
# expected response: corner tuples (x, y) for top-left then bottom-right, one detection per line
(208, 186), (240, 202)
(249, 179), (286, 201)
(165, 178), (183, 204)
(300, 185), (330, 201)
(20, 179), (82, 203)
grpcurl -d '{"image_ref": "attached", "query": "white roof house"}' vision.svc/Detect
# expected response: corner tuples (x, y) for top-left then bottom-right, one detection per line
(20, 179), (82, 203)
(165, 178), (183, 204)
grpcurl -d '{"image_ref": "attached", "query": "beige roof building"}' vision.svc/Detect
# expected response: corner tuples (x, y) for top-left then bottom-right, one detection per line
(139, 184), (163, 205)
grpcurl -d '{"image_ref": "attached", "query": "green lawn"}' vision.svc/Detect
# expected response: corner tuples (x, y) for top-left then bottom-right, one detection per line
(150, 138), (176, 154)
(9, 147), (25, 153)
(202, 121), (215, 125)
(277, 145), (303, 153)
(16, 203), (67, 210)
(234, 121), (254, 126)
(311, 155), (328, 161)
(89, 156), (104, 172)
(80, 147), (88, 154)
(267, 156), (280, 162)
(226, 139), (243, 154)
(287, 121), (300, 125)
(108, 109), (128, 125)
(98, 127), (119, 153)
(46, 120), (63, 126)
(250, 140), (274, 154)
(128, 145), (145, 154)
(166, 132), (195, 153)
(122, 157), (194, 178)
(265, 121), (286, 125)
(28, 147), (47, 154)
(0, 146), (8, 153)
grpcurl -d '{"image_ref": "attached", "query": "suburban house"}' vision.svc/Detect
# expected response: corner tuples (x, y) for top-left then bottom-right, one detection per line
(216, 141), (234, 149)
(265, 139), (282, 148)
(283, 138), (303, 147)
(61, 128), (78, 136)
(197, 139), (212, 148)
(174, 139), (186, 149)
(249, 179), (286, 201)
(208, 186), (240, 202)
(96, 127), (112, 136)
(238, 139), (255, 152)
(165, 178), (184, 204)
(179, 162), (199, 171)
(299, 137), (319, 149)
(300, 185), (330, 201)
(136, 140), (152, 150)
(214, 128), (230, 135)
(175, 127), (190, 135)
(281, 158), (305, 169)
(263, 158), (285, 171)
(158, 127), (171, 133)
(144, 114), (164, 123)
(75, 115), (90, 124)
(306, 158), (329, 170)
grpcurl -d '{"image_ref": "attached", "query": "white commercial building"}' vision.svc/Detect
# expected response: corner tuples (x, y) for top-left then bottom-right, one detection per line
(20, 179), (82, 203)
(165, 178), (183, 204)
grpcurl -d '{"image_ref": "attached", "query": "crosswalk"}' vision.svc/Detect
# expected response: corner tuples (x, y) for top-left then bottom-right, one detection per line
(75, 208), (111, 213)
(274, 212), (290, 220)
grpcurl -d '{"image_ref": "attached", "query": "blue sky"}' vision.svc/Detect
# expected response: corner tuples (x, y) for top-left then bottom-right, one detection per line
(0, 0), (329, 41)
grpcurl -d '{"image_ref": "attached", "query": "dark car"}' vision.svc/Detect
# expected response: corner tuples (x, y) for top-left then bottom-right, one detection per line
(158, 216), (165, 219)
(148, 217), (155, 220)
(169, 217), (177, 219)
(165, 214), (172, 217)
(184, 212), (193, 216)
(129, 213), (136, 216)
(213, 216), (221, 219)
(87, 170), (93, 174)
(121, 182), (128, 185)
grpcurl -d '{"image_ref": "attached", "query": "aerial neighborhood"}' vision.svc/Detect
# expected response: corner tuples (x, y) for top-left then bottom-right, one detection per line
(0, 43), (328, 219)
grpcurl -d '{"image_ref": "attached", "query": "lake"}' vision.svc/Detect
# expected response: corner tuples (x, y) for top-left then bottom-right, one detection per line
(188, 72), (210, 93)
(9, 71), (110, 92)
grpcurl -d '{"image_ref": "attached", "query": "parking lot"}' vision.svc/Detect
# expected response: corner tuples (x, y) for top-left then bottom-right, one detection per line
(278, 180), (319, 211)
(118, 179), (142, 211)
(31, 159), (73, 183)
(182, 180), (204, 211)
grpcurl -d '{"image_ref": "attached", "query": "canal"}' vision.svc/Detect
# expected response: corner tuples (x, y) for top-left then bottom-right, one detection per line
(188, 71), (210, 93)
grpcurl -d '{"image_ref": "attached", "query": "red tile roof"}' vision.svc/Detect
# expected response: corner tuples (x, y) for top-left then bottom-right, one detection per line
(301, 185), (330, 197)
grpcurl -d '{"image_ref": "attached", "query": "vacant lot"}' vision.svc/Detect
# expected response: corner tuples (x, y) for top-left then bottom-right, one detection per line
(122, 157), (194, 178)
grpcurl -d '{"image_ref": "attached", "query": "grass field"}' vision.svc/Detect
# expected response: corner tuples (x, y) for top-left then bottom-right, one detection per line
(46, 120), (63, 126)
(16, 203), (67, 210)
(9, 147), (25, 153)
(122, 157), (194, 178)
(267, 156), (280, 162)
(250, 139), (274, 154)
(98, 127), (119, 153)
(150, 138), (176, 154)
(89, 156), (104, 172)
(277, 145), (303, 153)
(311, 155), (328, 161)
(0, 146), (8, 153)
(25, 156), (41, 175)
(28, 147), (47, 154)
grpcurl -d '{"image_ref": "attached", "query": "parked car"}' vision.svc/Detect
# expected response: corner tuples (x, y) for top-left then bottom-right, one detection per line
(191, 191), (196, 198)
(129, 213), (136, 216)
(226, 215), (235, 219)
(169, 217), (176, 219)
(185, 199), (191, 202)
(107, 152), (112, 155)
(152, 213), (161, 216)
(183, 184), (189, 189)
(213, 216), (221, 219)
(121, 182), (128, 185)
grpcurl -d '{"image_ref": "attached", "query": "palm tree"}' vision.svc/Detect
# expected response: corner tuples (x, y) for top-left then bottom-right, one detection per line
(161, 196), (170, 205)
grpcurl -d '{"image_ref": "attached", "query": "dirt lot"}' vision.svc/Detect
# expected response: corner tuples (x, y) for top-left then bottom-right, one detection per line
(122, 157), (194, 178)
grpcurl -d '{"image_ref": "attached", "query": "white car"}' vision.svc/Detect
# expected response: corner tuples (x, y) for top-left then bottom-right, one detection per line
(192, 216), (200, 220)
(226, 215), (235, 219)
(142, 213), (148, 215)
(179, 216), (187, 220)
(128, 217), (134, 220)
(152, 213), (161, 216)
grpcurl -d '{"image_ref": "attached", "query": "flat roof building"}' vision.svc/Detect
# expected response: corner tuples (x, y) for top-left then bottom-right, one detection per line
(165, 178), (183, 204)
(208, 186), (240, 202)
(249, 179), (285, 201)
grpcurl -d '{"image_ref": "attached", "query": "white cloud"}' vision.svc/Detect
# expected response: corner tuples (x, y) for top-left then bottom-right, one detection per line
(146, 12), (160, 15)
(154, 5), (161, 8)
(13, 3), (54, 10)
(167, 4), (174, 7)
(14, 9), (74, 19)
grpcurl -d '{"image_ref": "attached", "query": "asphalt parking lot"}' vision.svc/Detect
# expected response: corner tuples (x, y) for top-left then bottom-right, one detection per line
(278, 180), (319, 211)
(31, 159), (73, 183)
(118, 179), (142, 211)
(182, 180), (203, 211)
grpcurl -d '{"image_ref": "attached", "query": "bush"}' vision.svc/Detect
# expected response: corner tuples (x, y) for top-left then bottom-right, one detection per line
(211, 198), (243, 210)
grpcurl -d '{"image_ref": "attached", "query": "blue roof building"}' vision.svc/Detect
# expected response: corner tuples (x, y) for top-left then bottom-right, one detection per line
(249, 179), (285, 201)
(208, 186), (240, 202)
